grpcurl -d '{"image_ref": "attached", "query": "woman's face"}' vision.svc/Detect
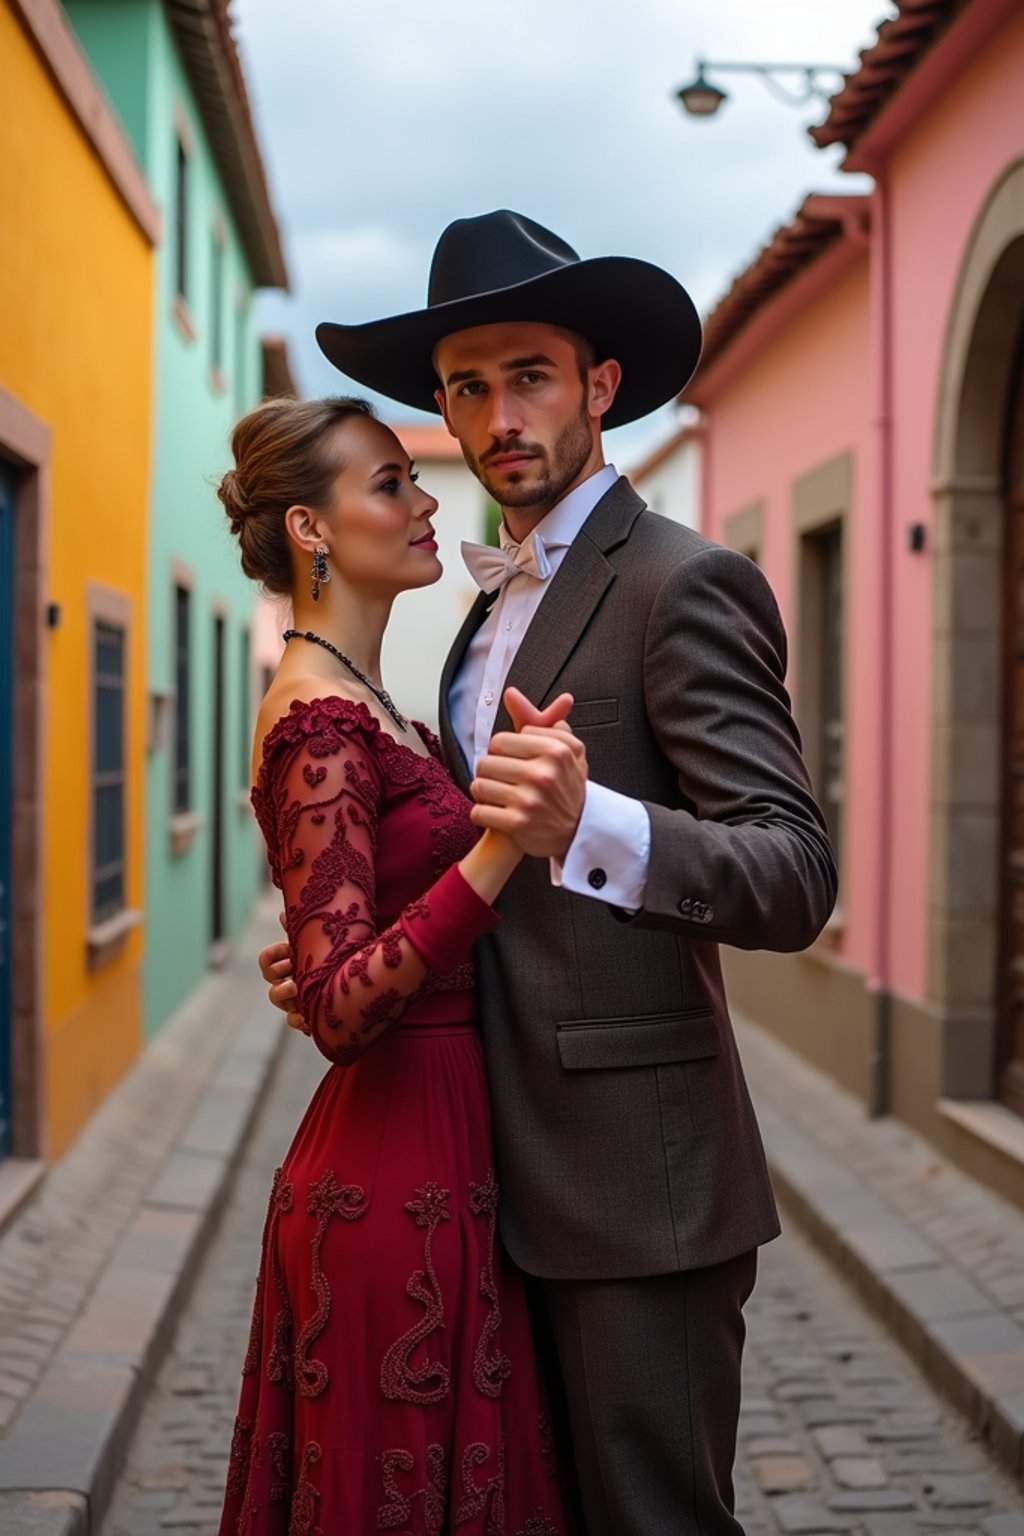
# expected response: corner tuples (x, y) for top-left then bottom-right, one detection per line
(318, 417), (441, 596)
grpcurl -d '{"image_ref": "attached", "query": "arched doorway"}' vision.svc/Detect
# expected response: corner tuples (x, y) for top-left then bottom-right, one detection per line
(999, 329), (1024, 1111)
(930, 159), (1024, 1111)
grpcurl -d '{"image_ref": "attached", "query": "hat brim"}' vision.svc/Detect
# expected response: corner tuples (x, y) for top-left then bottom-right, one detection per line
(315, 256), (701, 431)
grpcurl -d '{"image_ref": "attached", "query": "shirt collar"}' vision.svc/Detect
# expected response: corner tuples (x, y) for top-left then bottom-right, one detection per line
(511, 463), (618, 552)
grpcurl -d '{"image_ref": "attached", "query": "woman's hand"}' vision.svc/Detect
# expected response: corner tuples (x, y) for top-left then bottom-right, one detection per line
(258, 914), (308, 1033)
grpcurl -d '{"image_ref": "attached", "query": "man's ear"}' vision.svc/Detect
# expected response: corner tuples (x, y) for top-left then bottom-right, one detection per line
(589, 358), (623, 422)
(434, 388), (457, 436)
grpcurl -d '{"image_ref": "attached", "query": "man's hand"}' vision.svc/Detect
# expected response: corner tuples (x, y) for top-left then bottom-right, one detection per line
(470, 687), (588, 858)
(258, 912), (308, 1034)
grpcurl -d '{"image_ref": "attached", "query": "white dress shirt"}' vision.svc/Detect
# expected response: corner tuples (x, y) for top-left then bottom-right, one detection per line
(449, 465), (651, 910)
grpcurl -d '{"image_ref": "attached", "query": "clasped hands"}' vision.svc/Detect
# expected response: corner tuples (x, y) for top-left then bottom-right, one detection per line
(259, 688), (587, 1032)
(469, 686), (586, 858)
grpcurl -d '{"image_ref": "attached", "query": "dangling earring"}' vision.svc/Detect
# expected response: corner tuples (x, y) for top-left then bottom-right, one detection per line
(311, 544), (330, 602)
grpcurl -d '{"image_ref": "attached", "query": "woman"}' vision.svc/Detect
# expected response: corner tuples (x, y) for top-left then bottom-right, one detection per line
(216, 395), (565, 1535)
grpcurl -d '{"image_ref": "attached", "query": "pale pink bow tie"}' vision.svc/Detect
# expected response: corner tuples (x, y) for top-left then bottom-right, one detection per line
(461, 529), (552, 592)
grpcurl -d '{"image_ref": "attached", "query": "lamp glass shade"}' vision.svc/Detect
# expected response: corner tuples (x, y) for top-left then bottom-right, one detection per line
(676, 74), (728, 117)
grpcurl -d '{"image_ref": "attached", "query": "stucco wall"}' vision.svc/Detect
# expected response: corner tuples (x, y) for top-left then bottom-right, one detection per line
(703, 255), (874, 976)
(881, 6), (1024, 1004)
(65, 0), (270, 1036)
(698, 5), (1024, 1131)
(1, 1), (154, 1155)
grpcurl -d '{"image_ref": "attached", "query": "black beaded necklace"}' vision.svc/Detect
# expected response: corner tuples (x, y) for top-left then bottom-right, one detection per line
(282, 628), (408, 732)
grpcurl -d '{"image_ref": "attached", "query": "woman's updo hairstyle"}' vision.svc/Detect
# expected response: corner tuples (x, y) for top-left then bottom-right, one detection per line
(218, 395), (376, 595)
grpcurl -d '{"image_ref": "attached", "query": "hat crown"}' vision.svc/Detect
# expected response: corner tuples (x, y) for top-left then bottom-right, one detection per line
(428, 210), (580, 309)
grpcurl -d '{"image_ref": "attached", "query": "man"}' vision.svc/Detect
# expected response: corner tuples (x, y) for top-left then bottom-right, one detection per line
(262, 210), (836, 1534)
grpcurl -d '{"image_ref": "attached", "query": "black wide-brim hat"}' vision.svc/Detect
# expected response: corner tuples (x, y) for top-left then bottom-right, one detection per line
(316, 210), (702, 431)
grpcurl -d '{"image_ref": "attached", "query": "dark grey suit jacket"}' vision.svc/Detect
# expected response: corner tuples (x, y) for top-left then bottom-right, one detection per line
(439, 478), (836, 1281)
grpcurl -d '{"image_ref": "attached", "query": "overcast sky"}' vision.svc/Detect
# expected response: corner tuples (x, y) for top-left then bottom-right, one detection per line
(232, 0), (894, 465)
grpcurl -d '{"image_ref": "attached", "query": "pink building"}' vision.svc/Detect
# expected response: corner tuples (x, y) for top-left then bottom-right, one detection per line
(687, 0), (1024, 1209)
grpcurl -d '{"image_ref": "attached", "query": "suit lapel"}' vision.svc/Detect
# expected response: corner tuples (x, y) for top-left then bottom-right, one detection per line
(438, 589), (492, 793)
(496, 541), (614, 732)
(495, 476), (646, 732)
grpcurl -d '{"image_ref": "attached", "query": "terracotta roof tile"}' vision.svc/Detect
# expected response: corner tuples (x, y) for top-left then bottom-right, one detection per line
(681, 195), (869, 396)
(165, 0), (288, 288)
(809, 0), (963, 152)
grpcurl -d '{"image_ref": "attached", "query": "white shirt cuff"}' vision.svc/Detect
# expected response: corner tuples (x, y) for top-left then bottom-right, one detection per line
(550, 780), (651, 910)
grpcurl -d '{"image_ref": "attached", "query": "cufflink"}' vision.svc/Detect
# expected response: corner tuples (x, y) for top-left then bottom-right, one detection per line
(588, 868), (607, 890)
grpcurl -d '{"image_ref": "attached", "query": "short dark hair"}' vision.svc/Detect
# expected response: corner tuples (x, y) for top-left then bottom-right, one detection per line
(569, 331), (598, 382)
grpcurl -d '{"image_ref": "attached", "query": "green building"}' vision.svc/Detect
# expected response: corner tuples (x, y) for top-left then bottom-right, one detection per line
(63, 0), (291, 1034)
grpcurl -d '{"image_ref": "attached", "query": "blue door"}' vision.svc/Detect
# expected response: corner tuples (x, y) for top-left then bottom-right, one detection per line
(0, 463), (13, 1157)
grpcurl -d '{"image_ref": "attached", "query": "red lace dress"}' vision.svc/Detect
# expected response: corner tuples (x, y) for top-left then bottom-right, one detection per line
(219, 697), (564, 1536)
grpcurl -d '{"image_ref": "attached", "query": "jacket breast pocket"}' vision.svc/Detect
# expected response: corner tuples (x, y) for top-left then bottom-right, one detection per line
(556, 1009), (719, 1070)
(569, 697), (619, 729)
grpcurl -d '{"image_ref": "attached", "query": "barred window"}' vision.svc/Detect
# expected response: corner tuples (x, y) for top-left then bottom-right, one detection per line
(173, 584), (191, 813)
(92, 620), (126, 923)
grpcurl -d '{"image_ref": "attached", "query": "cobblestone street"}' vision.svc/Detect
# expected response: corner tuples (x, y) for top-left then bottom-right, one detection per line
(96, 1028), (1024, 1536)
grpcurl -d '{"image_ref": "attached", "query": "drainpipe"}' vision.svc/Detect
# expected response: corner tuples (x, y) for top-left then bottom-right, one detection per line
(868, 168), (894, 1117)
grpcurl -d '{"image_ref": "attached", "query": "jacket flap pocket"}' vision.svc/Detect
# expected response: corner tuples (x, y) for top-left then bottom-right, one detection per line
(556, 1011), (720, 1070)
(569, 697), (619, 728)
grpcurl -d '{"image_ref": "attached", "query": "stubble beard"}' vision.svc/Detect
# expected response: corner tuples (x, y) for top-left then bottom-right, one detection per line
(466, 401), (594, 511)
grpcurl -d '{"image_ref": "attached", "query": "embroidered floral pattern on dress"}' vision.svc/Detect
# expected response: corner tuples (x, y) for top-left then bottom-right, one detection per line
(264, 1433), (291, 1504)
(294, 1172), (368, 1399)
(377, 1444), (446, 1533)
(249, 698), (485, 1065)
(225, 1416), (254, 1501)
(380, 1182), (452, 1405)
(454, 1438), (506, 1533)
(266, 1169), (295, 1388)
(242, 1153), (289, 1380)
(514, 1514), (562, 1536)
(288, 1441), (323, 1536)
(234, 1430), (292, 1535)
(468, 1170), (511, 1399)
(241, 1270), (263, 1379)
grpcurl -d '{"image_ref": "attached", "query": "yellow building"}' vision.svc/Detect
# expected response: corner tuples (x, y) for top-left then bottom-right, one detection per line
(0, 0), (156, 1164)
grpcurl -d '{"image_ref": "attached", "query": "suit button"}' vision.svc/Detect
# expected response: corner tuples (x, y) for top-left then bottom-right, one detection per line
(703, 907), (714, 923)
(588, 868), (607, 890)
(678, 897), (692, 916)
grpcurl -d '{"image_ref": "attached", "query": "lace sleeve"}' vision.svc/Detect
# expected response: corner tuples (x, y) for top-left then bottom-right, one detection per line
(257, 707), (498, 1064)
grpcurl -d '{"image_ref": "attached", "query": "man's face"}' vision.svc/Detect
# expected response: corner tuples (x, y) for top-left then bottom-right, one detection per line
(433, 321), (610, 513)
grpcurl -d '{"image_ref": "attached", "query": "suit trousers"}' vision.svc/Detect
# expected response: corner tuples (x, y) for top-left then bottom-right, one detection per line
(529, 1249), (758, 1536)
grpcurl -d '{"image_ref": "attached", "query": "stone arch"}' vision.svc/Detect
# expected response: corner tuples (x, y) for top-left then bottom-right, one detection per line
(928, 157), (1024, 1098)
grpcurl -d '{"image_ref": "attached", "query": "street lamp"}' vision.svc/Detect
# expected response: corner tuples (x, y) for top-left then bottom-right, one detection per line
(675, 58), (846, 118)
